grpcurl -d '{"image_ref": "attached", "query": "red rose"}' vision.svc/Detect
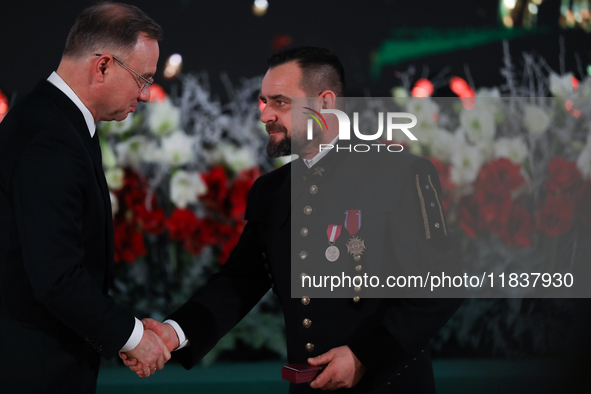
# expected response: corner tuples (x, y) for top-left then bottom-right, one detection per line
(167, 208), (199, 241)
(537, 194), (574, 237)
(135, 204), (166, 235)
(500, 201), (532, 248)
(474, 158), (524, 196)
(113, 219), (146, 263)
(201, 166), (229, 213)
(544, 157), (582, 194)
(474, 190), (513, 234)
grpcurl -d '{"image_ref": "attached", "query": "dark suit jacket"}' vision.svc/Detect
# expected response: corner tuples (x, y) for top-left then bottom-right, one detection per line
(168, 143), (463, 393)
(0, 81), (135, 393)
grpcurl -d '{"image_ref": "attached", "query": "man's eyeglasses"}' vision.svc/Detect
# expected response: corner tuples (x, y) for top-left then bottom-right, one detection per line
(95, 54), (154, 92)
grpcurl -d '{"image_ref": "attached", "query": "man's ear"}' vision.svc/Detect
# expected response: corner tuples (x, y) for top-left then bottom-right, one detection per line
(93, 55), (111, 82)
(319, 90), (336, 109)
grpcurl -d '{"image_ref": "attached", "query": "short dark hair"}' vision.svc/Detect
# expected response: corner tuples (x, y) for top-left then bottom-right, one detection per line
(267, 46), (345, 97)
(63, 2), (163, 59)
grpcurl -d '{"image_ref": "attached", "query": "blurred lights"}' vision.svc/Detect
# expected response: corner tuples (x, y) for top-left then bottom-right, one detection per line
(503, 15), (514, 27)
(164, 53), (183, 80)
(503, 0), (516, 9)
(410, 78), (434, 97)
(253, 0), (269, 16)
(0, 89), (8, 123)
(528, 3), (538, 14)
(449, 77), (476, 110)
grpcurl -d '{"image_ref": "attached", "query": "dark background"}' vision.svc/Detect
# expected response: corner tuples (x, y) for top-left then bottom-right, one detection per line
(1, 0), (590, 103)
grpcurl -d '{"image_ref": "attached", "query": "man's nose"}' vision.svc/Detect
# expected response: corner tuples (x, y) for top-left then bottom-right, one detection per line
(260, 105), (277, 124)
(139, 87), (151, 102)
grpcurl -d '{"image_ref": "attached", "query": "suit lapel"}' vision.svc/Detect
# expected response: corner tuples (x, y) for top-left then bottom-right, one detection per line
(39, 82), (115, 287)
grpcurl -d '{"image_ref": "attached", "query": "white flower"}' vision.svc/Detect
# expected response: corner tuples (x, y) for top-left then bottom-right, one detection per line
(523, 105), (551, 135)
(406, 98), (439, 129)
(476, 87), (501, 98)
(160, 131), (194, 167)
(146, 98), (181, 137)
(451, 144), (484, 188)
(208, 143), (257, 172)
(170, 170), (207, 208)
(430, 129), (457, 162)
(578, 77), (591, 97)
(100, 114), (135, 135)
(115, 135), (151, 170)
(105, 167), (124, 190)
(576, 134), (591, 178)
(549, 72), (575, 98)
(494, 137), (528, 164)
(100, 140), (117, 169)
(475, 90), (505, 125)
(391, 87), (410, 107)
(109, 191), (118, 217)
(459, 106), (496, 144)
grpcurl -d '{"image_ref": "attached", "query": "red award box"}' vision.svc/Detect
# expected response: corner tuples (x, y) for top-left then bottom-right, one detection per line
(282, 363), (326, 384)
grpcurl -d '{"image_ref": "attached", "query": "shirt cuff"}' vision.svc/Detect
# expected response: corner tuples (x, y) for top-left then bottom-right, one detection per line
(163, 319), (190, 350)
(119, 317), (143, 352)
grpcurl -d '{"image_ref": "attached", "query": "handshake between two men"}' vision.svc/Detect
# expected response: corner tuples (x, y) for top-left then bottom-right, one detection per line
(119, 319), (178, 377)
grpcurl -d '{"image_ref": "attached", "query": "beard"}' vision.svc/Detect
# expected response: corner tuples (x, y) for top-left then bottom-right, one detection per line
(266, 122), (291, 158)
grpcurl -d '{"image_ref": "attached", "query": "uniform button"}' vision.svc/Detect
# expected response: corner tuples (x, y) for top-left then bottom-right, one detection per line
(301, 296), (311, 305)
(268, 273), (273, 280)
(300, 227), (309, 237)
(305, 343), (315, 352)
(430, 202), (435, 207)
(354, 255), (361, 261)
(434, 222), (440, 228)
(354, 286), (361, 292)
(355, 265), (362, 272)
(353, 296), (360, 303)
(299, 250), (308, 260)
(310, 185), (318, 194)
(300, 273), (308, 281)
(425, 184), (430, 190)
(303, 206), (312, 215)
(302, 318), (312, 328)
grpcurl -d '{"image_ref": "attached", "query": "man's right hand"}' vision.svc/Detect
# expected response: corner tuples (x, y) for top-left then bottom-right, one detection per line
(121, 328), (171, 377)
(120, 319), (179, 377)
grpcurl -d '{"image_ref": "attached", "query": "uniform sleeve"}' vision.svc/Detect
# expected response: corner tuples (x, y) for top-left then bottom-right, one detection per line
(167, 220), (272, 369)
(13, 131), (135, 358)
(348, 158), (463, 387)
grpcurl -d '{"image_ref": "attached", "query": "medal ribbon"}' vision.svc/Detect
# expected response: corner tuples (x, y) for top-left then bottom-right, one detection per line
(326, 225), (343, 244)
(344, 210), (362, 235)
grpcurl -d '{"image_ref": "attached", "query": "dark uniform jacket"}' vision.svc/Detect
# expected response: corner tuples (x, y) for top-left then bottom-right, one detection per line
(168, 142), (462, 393)
(0, 81), (135, 393)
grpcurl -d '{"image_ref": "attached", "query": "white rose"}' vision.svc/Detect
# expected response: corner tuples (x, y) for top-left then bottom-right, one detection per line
(406, 97), (439, 129)
(523, 105), (551, 135)
(115, 135), (150, 170)
(208, 143), (257, 172)
(147, 98), (181, 137)
(450, 144), (484, 188)
(100, 140), (117, 169)
(105, 167), (124, 191)
(578, 77), (591, 97)
(109, 191), (118, 217)
(549, 72), (575, 98)
(459, 105), (496, 144)
(576, 134), (591, 179)
(430, 129), (457, 162)
(160, 131), (194, 167)
(494, 137), (528, 164)
(170, 170), (207, 208)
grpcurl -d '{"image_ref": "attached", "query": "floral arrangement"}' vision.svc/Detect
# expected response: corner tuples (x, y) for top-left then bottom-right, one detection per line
(388, 44), (591, 356)
(97, 44), (591, 362)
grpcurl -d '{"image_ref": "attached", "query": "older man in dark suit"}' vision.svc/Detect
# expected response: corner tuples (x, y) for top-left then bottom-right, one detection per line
(0, 3), (171, 392)
(125, 47), (462, 393)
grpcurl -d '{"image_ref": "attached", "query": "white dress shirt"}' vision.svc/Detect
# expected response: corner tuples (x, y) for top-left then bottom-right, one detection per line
(47, 72), (144, 353)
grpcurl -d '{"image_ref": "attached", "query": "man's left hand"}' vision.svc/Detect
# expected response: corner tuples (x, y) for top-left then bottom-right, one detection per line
(308, 345), (366, 390)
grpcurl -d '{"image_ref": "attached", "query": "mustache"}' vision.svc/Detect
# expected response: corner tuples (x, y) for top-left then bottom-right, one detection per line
(265, 122), (287, 134)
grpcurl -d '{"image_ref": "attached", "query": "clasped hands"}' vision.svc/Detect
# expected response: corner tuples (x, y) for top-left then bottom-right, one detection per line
(119, 318), (179, 377)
